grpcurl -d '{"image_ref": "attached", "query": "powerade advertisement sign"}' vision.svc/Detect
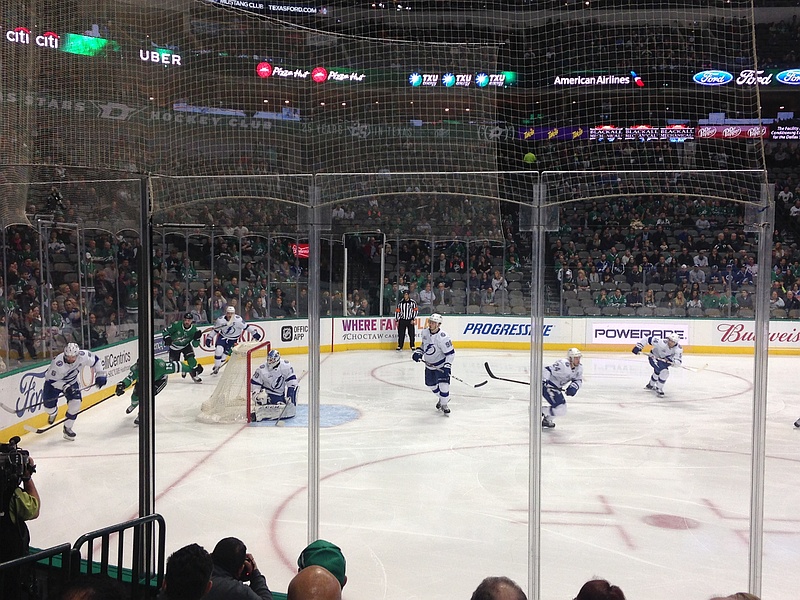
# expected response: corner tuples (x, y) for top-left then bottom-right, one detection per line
(692, 69), (800, 87)
(590, 321), (689, 345)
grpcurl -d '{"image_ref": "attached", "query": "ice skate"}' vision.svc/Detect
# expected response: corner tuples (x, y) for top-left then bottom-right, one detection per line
(396, 346), (402, 352)
(435, 401), (441, 410)
(645, 383), (656, 391)
(134, 415), (140, 425)
(655, 389), (665, 397)
(211, 365), (219, 375)
(126, 403), (137, 414)
(63, 426), (76, 441)
(47, 412), (57, 425)
(541, 414), (555, 428)
(795, 418), (800, 428)
(440, 403), (450, 415)
(182, 370), (187, 378)
(191, 375), (203, 383)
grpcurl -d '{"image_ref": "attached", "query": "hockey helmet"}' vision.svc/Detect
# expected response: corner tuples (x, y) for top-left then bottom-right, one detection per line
(567, 347), (582, 365)
(183, 312), (194, 321)
(226, 306), (236, 315)
(267, 349), (281, 368)
(64, 342), (80, 362)
(666, 333), (680, 345)
(429, 313), (443, 324)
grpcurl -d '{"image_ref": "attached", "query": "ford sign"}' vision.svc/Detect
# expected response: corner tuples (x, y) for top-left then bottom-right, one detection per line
(693, 70), (733, 86)
(776, 69), (800, 85)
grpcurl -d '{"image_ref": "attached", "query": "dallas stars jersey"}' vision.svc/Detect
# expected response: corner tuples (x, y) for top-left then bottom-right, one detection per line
(120, 358), (188, 388)
(45, 350), (106, 390)
(162, 320), (201, 351)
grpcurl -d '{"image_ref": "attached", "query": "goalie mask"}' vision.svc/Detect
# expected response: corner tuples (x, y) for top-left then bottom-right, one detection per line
(267, 349), (281, 369)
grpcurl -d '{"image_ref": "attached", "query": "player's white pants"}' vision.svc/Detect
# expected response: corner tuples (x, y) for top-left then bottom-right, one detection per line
(649, 368), (670, 392)
(425, 368), (450, 407)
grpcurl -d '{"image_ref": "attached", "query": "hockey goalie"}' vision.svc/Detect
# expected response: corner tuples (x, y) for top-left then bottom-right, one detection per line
(250, 349), (298, 422)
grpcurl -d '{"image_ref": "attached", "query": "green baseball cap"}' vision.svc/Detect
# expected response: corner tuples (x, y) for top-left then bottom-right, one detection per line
(297, 539), (346, 588)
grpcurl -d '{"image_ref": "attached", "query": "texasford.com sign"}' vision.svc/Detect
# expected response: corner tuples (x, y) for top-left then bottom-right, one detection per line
(590, 320), (689, 344)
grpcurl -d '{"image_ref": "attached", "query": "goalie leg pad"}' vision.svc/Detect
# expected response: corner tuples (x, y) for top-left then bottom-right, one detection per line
(253, 400), (297, 421)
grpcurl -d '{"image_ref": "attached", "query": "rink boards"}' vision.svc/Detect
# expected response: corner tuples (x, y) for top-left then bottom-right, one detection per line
(2, 315), (799, 438)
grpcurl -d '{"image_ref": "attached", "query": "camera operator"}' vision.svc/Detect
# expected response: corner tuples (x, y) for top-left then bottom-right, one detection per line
(0, 436), (40, 600)
(204, 537), (273, 600)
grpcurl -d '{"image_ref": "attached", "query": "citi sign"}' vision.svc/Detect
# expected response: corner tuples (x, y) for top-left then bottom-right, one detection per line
(693, 70), (733, 86)
(6, 27), (59, 48)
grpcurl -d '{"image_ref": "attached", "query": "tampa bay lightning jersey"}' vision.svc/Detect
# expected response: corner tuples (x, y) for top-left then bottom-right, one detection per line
(45, 350), (106, 390)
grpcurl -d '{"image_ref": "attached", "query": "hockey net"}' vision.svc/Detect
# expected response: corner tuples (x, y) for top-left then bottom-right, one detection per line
(197, 341), (271, 424)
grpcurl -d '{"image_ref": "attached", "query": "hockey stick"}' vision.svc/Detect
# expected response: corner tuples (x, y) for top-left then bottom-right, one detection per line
(0, 384), (98, 415)
(484, 362), (531, 386)
(23, 391), (117, 434)
(274, 401), (292, 427)
(643, 353), (708, 373)
(451, 373), (488, 388)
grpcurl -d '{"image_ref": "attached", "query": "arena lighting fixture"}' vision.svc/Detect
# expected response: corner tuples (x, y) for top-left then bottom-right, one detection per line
(444, 108), (450, 112)
(341, 102), (347, 106)
(284, 100), (290, 104)
(320, 102), (325, 106)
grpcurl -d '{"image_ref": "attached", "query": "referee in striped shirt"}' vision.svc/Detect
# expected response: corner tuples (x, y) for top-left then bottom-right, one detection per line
(395, 290), (418, 351)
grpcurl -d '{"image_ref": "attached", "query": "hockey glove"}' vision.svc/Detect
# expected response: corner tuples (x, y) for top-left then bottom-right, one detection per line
(251, 331), (262, 341)
(412, 349), (423, 363)
(115, 382), (126, 396)
(287, 386), (298, 404)
(566, 382), (579, 396)
(441, 364), (451, 377)
(163, 335), (173, 347)
(632, 343), (643, 355)
(193, 329), (202, 340)
(95, 376), (107, 389)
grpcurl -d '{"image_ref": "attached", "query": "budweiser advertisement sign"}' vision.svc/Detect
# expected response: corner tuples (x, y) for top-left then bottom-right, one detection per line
(716, 322), (800, 345)
(694, 125), (769, 139)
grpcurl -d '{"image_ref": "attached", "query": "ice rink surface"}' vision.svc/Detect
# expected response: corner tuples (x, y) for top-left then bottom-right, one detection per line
(20, 349), (800, 600)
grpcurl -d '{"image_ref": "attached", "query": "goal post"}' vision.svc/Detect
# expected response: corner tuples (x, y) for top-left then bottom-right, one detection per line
(197, 341), (271, 424)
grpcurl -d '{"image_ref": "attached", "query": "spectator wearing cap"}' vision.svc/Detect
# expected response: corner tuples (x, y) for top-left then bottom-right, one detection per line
(297, 539), (347, 589)
(204, 537), (273, 600)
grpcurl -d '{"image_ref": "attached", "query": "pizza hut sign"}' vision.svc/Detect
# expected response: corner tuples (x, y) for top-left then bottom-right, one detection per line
(694, 125), (769, 139)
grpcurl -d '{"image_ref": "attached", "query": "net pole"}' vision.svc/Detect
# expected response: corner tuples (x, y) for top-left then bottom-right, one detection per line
(307, 195), (322, 542)
(748, 184), (774, 597)
(528, 174), (545, 600)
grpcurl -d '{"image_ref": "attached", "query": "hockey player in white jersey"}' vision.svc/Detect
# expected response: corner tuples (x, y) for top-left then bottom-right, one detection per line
(211, 306), (262, 375)
(43, 342), (108, 440)
(250, 349), (298, 422)
(412, 313), (455, 415)
(541, 348), (583, 428)
(632, 333), (683, 396)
